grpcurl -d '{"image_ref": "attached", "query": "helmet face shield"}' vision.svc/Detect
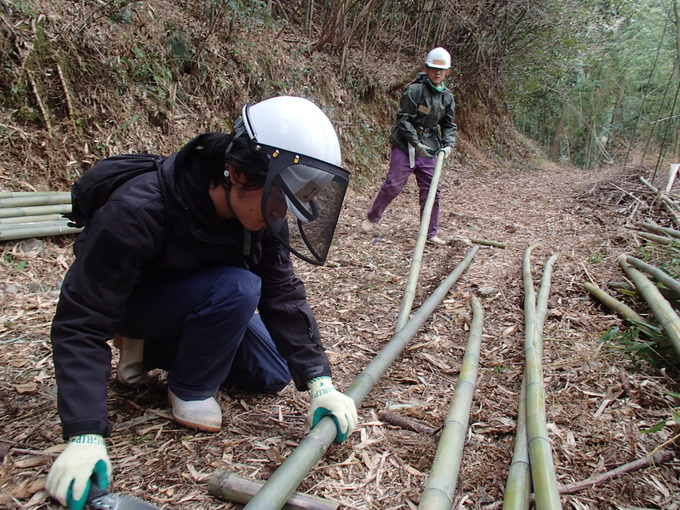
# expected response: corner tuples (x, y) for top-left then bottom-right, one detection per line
(259, 144), (349, 265)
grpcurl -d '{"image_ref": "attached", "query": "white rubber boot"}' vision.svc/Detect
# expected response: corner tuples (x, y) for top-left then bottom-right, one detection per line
(168, 389), (222, 433)
(113, 335), (151, 387)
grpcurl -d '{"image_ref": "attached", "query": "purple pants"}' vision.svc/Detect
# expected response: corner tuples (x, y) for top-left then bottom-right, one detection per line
(367, 146), (441, 238)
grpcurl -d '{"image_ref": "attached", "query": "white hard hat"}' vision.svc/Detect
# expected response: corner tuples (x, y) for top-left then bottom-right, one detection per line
(242, 96), (342, 167)
(425, 47), (451, 69)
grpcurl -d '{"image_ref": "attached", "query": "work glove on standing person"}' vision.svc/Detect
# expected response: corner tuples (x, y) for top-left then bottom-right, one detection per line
(46, 434), (112, 510)
(416, 143), (435, 158)
(306, 376), (357, 444)
(438, 145), (453, 158)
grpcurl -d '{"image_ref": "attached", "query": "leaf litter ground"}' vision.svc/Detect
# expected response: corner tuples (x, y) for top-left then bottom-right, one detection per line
(0, 151), (679, 509)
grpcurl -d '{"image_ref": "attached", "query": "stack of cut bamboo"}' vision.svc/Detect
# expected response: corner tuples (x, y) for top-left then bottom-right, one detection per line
(0, 191), (81, 241)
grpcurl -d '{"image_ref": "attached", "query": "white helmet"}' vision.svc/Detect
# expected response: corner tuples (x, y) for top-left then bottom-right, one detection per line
(243, 96), (342, 167)
(425, 47), (451, 69)
(234, 96), (350, 265)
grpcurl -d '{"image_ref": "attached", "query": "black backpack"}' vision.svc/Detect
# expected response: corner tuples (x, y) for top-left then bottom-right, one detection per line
(66, 153), (166, 229)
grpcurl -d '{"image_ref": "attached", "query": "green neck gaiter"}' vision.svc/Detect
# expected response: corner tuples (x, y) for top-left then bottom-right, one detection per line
(426, 77), (445, 92)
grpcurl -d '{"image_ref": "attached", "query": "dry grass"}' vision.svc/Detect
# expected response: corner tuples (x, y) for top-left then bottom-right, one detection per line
(1, 147), (679, 509)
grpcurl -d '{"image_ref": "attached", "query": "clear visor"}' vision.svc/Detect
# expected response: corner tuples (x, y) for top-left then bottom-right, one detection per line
(259, 149), (349, 265)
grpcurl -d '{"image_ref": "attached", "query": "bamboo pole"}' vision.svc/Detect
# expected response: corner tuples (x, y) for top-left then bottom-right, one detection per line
(636, 221), (680, 239)
(209, 469), (339, 509)
(417, 296), (484, 509)
(637, 231), (680, 246)
(583, 282), (650, 326)
(0, 204), (72, 218)
(503, 252), (558, 510)
(639, 177), (680, 226)
(396, 151), (445, 332)
(0, 223), (82, 240)
(0, 191), (61, 198)
(522, 245), (562, 510)
(619, 257), (680, 359)
(0, 192), (71, 208)
(608, 280), (680, 305)
(536, 255), (558, 333)
(0, 220), (74, 230)
(240, 246), (480, 510)
(502, 378), (531, 510)
(470, 238), (507, 248)
(625, 256), (680, 299)
(0, 214), (65, 224)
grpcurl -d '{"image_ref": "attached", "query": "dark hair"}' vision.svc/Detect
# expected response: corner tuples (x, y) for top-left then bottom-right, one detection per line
(188, 132), (268, 190)
(223, 133), (269, 190)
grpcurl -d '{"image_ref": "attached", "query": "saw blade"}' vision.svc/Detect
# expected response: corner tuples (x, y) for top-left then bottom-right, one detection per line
(87, 489), (165, 510)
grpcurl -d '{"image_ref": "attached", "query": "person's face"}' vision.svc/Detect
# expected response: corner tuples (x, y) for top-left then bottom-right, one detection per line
(213, 169), (288, 231)
(426, 66), (448, 86)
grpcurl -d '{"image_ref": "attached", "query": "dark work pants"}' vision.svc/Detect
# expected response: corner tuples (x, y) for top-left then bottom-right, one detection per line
(116, 266), (291, 400)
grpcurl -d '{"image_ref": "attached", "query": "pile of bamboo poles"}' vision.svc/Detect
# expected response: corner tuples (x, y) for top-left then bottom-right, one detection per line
(585, 219), (680, 362)
(585, 250), (680, 361)
(0, 191), (81, 241)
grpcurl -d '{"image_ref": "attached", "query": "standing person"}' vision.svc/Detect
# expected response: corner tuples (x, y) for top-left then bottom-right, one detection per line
(45, 96), (358, 510)
(362, 47), (457, 244)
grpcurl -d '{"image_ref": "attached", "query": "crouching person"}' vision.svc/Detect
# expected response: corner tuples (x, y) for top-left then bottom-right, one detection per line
(45, 96), (358, 509)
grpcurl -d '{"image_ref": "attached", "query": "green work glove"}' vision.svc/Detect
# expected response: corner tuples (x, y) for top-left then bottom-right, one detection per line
(416, 143), (435, 158)
(306, 376), (358, 444)
(45, 434), (112, 510)
(438, 146), (453, 158)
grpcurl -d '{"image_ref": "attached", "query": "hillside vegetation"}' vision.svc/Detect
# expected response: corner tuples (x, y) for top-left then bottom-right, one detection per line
(0, 0), (416, 190)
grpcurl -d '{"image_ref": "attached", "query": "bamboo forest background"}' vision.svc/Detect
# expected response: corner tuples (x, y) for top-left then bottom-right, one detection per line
(1, 0), (679, 179)
(278, 0), (680, 171)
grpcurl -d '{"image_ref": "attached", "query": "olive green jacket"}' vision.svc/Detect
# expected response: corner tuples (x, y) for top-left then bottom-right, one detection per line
(390, 72), (457, 153)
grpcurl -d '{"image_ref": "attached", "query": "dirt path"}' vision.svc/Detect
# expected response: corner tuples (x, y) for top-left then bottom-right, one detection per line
(0, 153), (678, 509)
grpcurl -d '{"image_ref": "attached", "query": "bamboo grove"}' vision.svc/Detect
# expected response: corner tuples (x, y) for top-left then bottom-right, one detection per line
(1, 0), (678, 191)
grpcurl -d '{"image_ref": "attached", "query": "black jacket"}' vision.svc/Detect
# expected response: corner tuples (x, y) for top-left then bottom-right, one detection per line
(390, 72), (457, 152)
(51, 133), (331, 439)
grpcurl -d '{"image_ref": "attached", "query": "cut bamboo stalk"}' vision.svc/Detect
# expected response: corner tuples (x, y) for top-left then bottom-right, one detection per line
(502, 378), (531, 510)
(639, 177), (680, 225)
(470, 238), (507, 248)
(636, 221), (680, 239)
(625, 256), (680, 299)
(503, 252), (558, 510)
(29, 70), (51, 135)
(0, 220), (73, 230)
(619, 257), (680, 359)
(608, 280), (680, 305)
(0, 191), (60, 198)
(0, 193), (71, 208)
(417, 296), (484, 509)
(637, 231), (680, 246)
(0, 204), (72, 218)
(56, 62), (77, 128)
(522, 245), (562, 510)
(240, 247), (480, 510)
(0, 214), (65, 224)
(209, 469), (338, 509)
(536, 254), (558, 333)
(584, 282), (651, 327)
(0, 223), (81, 240)
(396, 151), (446, 332)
